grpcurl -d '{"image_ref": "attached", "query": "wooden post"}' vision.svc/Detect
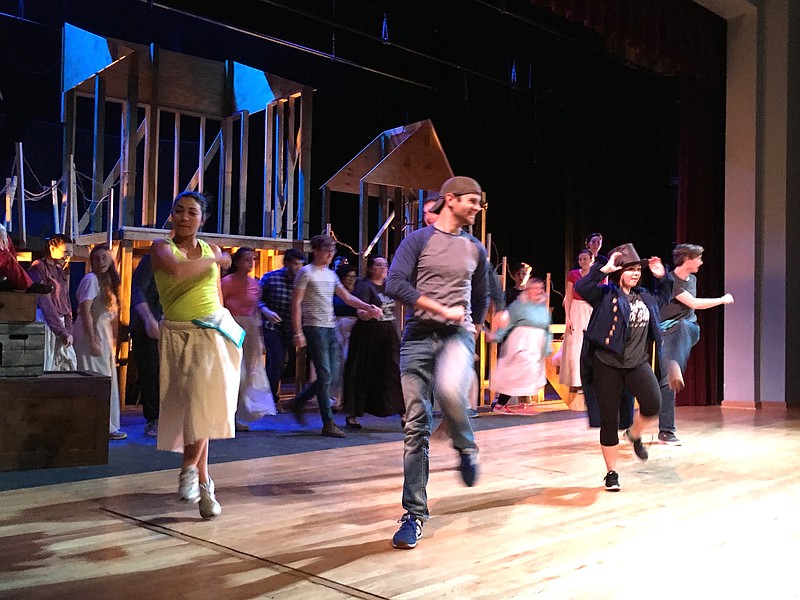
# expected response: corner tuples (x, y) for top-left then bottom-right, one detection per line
(61, 88), (76, 235)
(106, 189), (114, 248)
(359, 180), (369, 274)
(275, 100), (286, 237)
(298, 88), (313, 241)
(122, 51), (139, 228)
(219, 117), (233, 234)
(51, 180), (60, 234)
(143, 44), (160, 227)
(321, 187), (330, 238)
(91, 76), (106, 234)
(15, 143), (26, 247)
(173, 112), (181, 198)
(238, 110), (249, 236)
(4, 177), (13, 231)
(264, 102), (275, 237)
(69, 156), (78, 239)
(198, 116), (206, 194)
(116, 239), (134, 411)
(286, 98), (296, 241)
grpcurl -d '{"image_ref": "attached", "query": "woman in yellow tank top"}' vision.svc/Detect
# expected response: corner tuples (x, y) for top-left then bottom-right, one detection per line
(151, 191), (241, 520)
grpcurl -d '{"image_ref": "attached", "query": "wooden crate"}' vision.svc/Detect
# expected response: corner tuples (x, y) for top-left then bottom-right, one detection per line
(0, 372), (111, 471)
(0, 291), (37, 322)
(0, 321), (45, 377)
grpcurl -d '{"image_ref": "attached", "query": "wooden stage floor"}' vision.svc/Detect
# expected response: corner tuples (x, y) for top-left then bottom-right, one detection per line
(1, 406), (799, 600)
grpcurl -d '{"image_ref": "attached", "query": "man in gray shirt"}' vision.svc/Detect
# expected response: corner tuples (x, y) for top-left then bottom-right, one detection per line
(386, 176), (489, 549)
(288, 234), (382, 438)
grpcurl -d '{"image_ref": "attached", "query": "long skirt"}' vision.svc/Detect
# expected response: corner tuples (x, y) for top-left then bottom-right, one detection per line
(343, 319), (404, 417)
(233, 315), (276, 421)
(74, 312), (119, 433)
(492, 326), (548, 397)
(559, 299), (593, 388)
(330, 315), (357, 402)
(157, 318), (242, 452)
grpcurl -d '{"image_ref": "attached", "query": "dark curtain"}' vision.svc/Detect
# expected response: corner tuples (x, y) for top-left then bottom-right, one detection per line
(531, 0), (727, 406)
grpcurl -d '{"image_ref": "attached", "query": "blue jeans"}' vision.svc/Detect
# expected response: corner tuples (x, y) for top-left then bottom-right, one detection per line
(291, 326), (339, 424)
(400, 324), (477, 520)
(658, 320), (701, 433)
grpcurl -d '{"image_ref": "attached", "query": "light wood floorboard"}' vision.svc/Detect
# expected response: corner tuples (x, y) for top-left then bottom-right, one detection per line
(1, 406), (799, 599)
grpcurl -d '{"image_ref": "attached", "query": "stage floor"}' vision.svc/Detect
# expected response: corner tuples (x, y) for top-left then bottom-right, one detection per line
(1, 406), (798, 599)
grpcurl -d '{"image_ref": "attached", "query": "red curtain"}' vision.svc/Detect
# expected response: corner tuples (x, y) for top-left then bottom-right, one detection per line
(529, 0), (726, 88)
(531, 0), (727, 406)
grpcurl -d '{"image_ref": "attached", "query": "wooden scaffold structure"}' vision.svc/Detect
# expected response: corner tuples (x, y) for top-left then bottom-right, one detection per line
(59, 23), (315, 403)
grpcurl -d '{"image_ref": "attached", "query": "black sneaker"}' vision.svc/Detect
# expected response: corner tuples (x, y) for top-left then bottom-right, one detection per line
(458, 449), (480, 487)
(604, 470), (621, 491)
(658, 431), (681, 445)
(391, 513), (423, 549)
(625, 429), (649, 461)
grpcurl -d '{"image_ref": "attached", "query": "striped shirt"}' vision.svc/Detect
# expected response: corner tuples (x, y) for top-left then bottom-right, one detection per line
(294, 264), (342, 328)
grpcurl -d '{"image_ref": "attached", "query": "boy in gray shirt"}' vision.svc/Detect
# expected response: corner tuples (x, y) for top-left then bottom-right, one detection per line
(386, 176), (489, 549)
(288, 235), (382, 437)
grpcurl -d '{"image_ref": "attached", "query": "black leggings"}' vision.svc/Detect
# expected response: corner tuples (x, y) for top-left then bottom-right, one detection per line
(592, 357), (661, 447)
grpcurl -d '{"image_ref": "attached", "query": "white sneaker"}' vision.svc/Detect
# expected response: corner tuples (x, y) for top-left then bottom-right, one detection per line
(199, 478), (222, 519)
(178, 466), (200, 503)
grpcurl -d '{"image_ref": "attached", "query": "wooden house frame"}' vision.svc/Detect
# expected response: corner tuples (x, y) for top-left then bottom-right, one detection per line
(60, 24), (314, 403)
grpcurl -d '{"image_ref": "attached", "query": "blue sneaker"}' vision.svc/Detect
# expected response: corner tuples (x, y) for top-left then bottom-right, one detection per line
(459, 449), (479, 487)
(392, 513), (423, 549)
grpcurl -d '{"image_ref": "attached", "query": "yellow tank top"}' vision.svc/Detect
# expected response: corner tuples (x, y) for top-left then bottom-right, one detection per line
(154, 238), (222, 322)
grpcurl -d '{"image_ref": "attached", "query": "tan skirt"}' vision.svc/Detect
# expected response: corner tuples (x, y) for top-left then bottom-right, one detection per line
(157, 317), (242, 452)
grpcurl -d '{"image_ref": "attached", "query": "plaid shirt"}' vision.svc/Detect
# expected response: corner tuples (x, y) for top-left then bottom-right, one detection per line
(260, 266), (294, 334)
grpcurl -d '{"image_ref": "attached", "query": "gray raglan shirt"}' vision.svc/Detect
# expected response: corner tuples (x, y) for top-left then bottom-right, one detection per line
(386, 225), (489, 334)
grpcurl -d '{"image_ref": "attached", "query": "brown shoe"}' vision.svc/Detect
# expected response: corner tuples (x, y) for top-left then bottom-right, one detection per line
(321, 422), (346, 438)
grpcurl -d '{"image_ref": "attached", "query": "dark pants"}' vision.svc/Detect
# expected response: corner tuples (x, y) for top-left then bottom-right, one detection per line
(264, 328), (295, 400)
(131, 328), (160, 423)
(592, 357), (661, 447)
